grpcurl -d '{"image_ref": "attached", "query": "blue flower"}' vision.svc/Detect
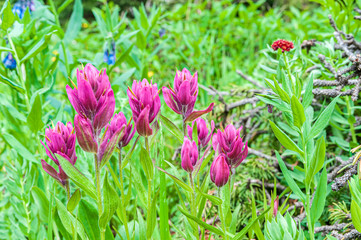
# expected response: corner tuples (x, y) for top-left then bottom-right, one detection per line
(12, 0), (35, 19)
(159, 28), (166, 38)
(3, 53), (17, 70)
(103, 40), (116, 65)
(12, 2), (25, 19)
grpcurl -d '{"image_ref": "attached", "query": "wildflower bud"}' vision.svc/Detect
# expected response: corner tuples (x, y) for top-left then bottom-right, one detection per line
(181, 137), (199, 172)
(106, 112), (135, 149)
(40, 122), (77, 186)
(74, 114), (98, 153)
(2, 53), (16, 70)
(162, 68), (214, 122)
(212, 124), (248, 170)
(98, 123), (125, 168)
(66, 64), (115, 135)
(127, 79), (161, 137)
(187, 118), (215, 149)
(210, 155), (230, 187)
(271, 39), (294, 52)
(273, 196), (279, 217)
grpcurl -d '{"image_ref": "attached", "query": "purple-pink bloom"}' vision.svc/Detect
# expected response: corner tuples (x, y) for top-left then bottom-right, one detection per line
(106, 112), (135, 149)
(66, 63), (115, 135)
(40, 122), (77, 186)
(74, 114), (98, 153)
(210, 154), (230, 187)
(212, 124), (248, 170)
(162, 68), (214, 122)
(97, 122), (125, 167)
(127, 79), (161, 137)
(187, 118), (215, 149)
(181, 137), (199, 172)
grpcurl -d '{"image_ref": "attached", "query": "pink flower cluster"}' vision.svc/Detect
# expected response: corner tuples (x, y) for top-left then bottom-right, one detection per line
(271, 39), (294, 52)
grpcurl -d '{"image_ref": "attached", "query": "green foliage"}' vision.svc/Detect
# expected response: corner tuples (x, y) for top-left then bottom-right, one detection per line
(1, 0), (361, 239)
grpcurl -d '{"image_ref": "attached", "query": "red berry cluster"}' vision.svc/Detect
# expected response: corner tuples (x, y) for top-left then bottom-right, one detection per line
(271, 39), (294, 52)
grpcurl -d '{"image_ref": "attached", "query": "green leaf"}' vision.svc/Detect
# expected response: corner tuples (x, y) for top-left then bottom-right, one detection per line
(269, 121), (304, 156)
(55, 198), (87, 240)
(306, 137), (325, 184)
(20, 31), (56, 63)
(308, 96), (338, 140)
(64, 0), (83, 44)
(0, 73), (25, 93)
(78, 200), (101, 240)
(146, 190), (159, 239)
(140, 146), (154, 180)
(276, 151), (306, 202)
(159, 114), (183, 143)
(232, 207), (271, 240)
(99, 175), (119, 232)
(2, 1), (15, 30)
(109, 45), (134, 72)
(56, 153), (97, 200)
(273, 78), (290, 103)
(302, 74), (314, 109)
(92, 8), (107, 36)
(67, 189), (81, 212)
(27, 94), (44, 133)
(156, 167), (193, 192)
(351, 200), (361, 232)
(290, 95), (305, 130)
(2, 133), (37, 163)
(311, 168), (327, 225)
(195, 187), (222, 206)
(178, 206), (225, 237)
(31, 187), (49, 223)
(137, 209), (147, 240)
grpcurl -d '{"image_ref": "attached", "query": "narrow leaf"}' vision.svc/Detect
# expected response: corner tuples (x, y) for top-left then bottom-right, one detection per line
(308, 96), (338, 140)
(67, 189), (81, 212)
(276, 151), (306, 202)
(269, 121), (304, 156)
(156, 167), (192, 192)
(99, 175), (119, 231)
(178, 206), (224, 236)
(291, 95), (305, 130)
(56, 153), (97, 200)
(311, 168), (327, 224)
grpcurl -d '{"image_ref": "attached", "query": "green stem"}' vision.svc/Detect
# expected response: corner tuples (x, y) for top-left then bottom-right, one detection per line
(305, 189), (314, 240)
(183, 121), (187, 137)
(188, 173), (197, 236)
(7, 35), (30, 109)
(118, 151), (130, 240)
(346, 96), (357, 143)
(282, 52), (295, 94)
(65, 181), (70, 200)
(145, 137), (150, 153)
(48, 0), (70, 77)
(218, 188), (227, 238)
(94, 154), (104, 240)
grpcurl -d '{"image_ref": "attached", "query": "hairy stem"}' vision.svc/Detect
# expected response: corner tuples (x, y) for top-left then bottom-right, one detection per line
(118, 151), (130, 240)
(94, 154), (104, 240)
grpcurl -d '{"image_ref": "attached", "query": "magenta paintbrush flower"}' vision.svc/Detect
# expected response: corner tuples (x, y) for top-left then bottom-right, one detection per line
(162, 68), (214, 122)
(181, 137), (199, 172)
(106, 112), (136, 149)
(212, 124), (248, 170)
(74, 114), (98, 153)
(210, 154), (230, 187)
(40, 122), (77, 186)
(66, 63), (115, 135)
(127, 78), (161, 137)
(187, 118), (215, 149)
